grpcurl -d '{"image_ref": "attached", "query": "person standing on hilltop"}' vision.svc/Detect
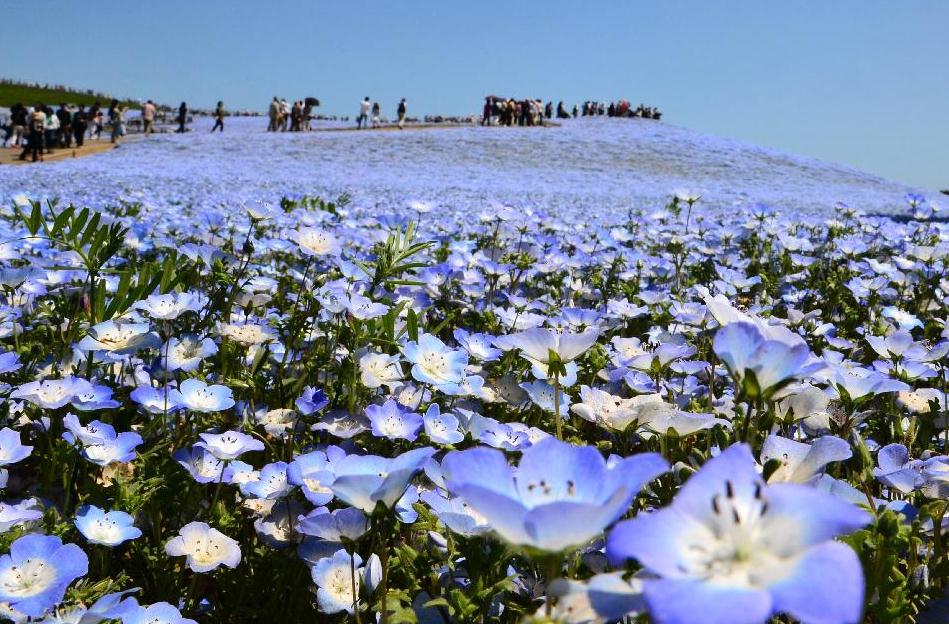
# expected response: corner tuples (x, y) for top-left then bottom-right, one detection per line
(397, 98), (407, 129)
(19, 102), (46, 162)
(142, 100), (156, 135)
(267, 97), (279, 131)
(176, 102), (188, 133)
(371, 101), (381, 128)
(357, 97), (371, 129)
(211, 101), (225, 132)
(72, 106), (87, 147)
(56, 103), (72, 147)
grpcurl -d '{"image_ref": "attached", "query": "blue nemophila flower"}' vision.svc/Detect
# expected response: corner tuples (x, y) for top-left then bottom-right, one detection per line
(826, 365), (909, 403)
(165, 521), (241, 573)
(74, 504), (142, 546)
(62, 414), (143, 466)
(0, 499), (43, 532)
(520, 379), (571, 414)
(0, 533), (89, 617)
(173, 446), (225, 484)
(366, 399), (423, 442)
(0, 427), (32, 466)
(498, 327), (599, 383)
(240, 461), (292, 499)
(287, 447), (346, 505)
(178, 378), (235, 412)
(419, 488), (491, 536)
(760, 434), (852, 484)
(195, 430), (264, 461)
(125, 601), (197, 624)
(10, 376), (94, 410)
(0, 350), (22, 374)
(713, 321), (823, 399)
(442, 437), (668, 551)
(400, 333), (468, 389)
(61, 588), (141, 623)
(423, 404), (464, 445)
(872, 443), (923, 494)
(607, 444), (870, 624)
(328, 447), (436, 512)
(298, 506), (368, 541)
(130, 385), (186, 414)
(346, 293), (389, 320)
(453, 328), (502, 362)
(71, 382), (121, 411)
(295, 386), (329, 415)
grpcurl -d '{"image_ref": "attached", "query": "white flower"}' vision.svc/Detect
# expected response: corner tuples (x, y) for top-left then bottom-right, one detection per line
(290, 227), (341, 257)
(178, 378), (235, 412)
(77, 321), (160, 354)
(133, 291), (205, 320)
(359, 352), (404, 390)
(164, 522), (241, 573)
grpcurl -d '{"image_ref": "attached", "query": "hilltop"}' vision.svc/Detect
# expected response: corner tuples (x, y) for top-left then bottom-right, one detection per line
(0, 78), (141, 109)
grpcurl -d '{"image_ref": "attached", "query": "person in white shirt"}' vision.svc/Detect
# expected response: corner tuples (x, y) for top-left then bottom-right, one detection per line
(357, 97), (371, 129)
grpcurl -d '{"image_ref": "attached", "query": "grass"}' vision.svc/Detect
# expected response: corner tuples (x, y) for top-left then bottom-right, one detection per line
(0, 82), (140, 110)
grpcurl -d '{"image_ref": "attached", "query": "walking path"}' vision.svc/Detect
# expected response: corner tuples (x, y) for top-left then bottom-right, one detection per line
(0, 137), (140, 165)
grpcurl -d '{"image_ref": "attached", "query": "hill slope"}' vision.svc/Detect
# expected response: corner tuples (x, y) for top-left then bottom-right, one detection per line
(0, 116), (934, 220)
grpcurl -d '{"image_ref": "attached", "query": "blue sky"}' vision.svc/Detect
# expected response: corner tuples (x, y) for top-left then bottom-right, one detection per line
(2, 1), (946, 189)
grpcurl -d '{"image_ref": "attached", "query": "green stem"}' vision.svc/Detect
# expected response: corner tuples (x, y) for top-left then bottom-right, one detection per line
(552, 370), (562, 440)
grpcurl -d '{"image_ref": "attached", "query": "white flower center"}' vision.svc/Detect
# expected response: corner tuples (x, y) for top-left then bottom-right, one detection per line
(1, 558), (56, 597)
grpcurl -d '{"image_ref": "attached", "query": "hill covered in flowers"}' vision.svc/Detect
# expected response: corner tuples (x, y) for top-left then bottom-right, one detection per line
(0, 121), (946, 623)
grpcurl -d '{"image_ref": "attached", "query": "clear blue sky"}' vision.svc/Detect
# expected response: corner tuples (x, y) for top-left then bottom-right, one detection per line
(3, 1), (946, 189)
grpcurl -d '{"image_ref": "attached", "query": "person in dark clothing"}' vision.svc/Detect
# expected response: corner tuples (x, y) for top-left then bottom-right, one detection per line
(72, 107), (88, 147)
(544, 101), (553, 119)
(20, 103), (46, 162)
(397, 98), (407, 129)
(177, 102), (188, 133)
(10, 103), (27, 146)
(55, 103), (72, 147)
(211, 101), (225, 132)
(89, 102), (102, 139)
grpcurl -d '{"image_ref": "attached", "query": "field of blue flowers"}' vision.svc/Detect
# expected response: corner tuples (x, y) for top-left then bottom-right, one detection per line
(0, 121), (946, 623)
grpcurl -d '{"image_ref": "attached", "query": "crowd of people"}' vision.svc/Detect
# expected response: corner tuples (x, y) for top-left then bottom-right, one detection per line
(1, 101), (114, 161)
(266, 97), (321, 132)
(481, 97), (662, 125)
(582, 100), (662, 119)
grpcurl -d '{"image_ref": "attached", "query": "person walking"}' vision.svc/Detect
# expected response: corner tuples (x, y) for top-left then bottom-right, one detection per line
(142, 100), (156, 134)
(176, 102), (188, 133)
(211, 101), (225, 132)
(110, 102), (127, 143)
(397, 98), (407, 129)
(357, 97), (370, 129)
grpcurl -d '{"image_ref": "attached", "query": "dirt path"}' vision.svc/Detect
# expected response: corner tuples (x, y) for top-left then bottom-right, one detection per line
(0, 136), (141, 165)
